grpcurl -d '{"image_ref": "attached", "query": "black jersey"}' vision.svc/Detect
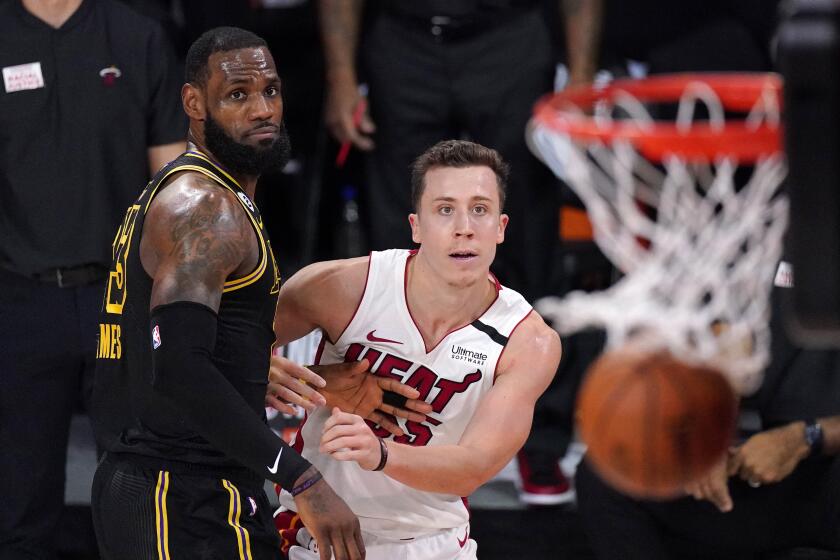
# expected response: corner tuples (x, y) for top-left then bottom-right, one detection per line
(92, 151), (281, 467)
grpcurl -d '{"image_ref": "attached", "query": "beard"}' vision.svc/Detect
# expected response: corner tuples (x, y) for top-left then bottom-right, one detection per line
(203, 111), (292, 176)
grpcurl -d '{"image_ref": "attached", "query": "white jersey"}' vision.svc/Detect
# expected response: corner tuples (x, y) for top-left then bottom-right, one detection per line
(278, 249), (532, 540)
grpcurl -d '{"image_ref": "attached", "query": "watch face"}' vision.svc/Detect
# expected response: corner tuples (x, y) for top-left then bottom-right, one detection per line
(805, 422), (824, 450)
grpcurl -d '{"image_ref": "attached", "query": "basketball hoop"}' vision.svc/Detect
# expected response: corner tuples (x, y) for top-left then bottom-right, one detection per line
(529, 73), (788, 394)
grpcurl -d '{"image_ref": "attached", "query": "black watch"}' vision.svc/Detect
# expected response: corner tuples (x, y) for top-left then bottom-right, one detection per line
(804, 419), (824, 455)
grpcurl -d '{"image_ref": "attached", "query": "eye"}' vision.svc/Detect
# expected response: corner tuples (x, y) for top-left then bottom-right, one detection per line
(439, 206), (453, 215)
(473, 205), (488, 215)
(265, 86), (279, 97)
(230, 90), (245, 100)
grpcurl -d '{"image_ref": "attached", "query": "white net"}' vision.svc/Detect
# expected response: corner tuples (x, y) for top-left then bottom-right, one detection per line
(528, 77), (788, 394)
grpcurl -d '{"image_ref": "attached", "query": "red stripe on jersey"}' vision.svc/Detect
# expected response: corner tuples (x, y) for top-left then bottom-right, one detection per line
(313, 335), (326, 366)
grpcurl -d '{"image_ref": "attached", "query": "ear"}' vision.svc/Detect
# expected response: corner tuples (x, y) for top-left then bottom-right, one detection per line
(496, 213), (509, 244)
(409, 213), (421, 244)
(182, 83), (206, 121)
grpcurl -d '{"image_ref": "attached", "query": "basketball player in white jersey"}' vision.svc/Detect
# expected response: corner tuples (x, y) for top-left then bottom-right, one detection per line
(271, 140), (561, 559)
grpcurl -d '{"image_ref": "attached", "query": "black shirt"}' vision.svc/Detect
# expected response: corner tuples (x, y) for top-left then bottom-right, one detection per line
(0, 0), (186, 276)
(92, 151), (281, 467)
(384, 0), (538, 19)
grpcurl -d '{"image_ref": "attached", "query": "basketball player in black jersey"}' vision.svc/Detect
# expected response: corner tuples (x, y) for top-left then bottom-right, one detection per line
(91, 27), (364, 560)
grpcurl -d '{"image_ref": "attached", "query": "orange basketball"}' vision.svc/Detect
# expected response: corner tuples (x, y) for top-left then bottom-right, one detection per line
(576, 348), (738, 499)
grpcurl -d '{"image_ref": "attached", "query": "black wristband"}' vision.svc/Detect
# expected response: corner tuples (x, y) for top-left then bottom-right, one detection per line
(373, 438), (388, 471)
(382, 390), (408, 409)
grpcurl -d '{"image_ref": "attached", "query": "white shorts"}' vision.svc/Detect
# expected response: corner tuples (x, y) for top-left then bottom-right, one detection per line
(287, 523), (478, 560)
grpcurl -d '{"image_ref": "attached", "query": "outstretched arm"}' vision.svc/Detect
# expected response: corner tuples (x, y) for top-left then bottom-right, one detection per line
(320, 313), (562, 496)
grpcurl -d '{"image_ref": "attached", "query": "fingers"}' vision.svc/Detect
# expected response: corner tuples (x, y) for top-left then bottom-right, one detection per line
(269, 382), (326, 411)
(328, 107), (373, 151)
(354, 525), (366, 560)
(377, 378), (420, 400)
(382, 390), (409, 410)
(327, 526), (364, 560)
(359, 113), (376, 135)
(324, 406), (358, 431)
(404, 398), (434, 414)
(376, 379), (432, 421)
(367, 411), (404, 437)
(684, 481), (702, 500)
(318, 538), (332, 560)
(264, 393), (298, 416)
(344, 119), (374, 151)
(707, 480), (733, 512)
(378, 403), (427, 423)
(343, 98), (374, 151)
(271, 356), (327, 388)
(350, 358), (371, 374)
(321, 424), (366, 449)
(727, 447), (743, 477)
(330, 535), (348, 560)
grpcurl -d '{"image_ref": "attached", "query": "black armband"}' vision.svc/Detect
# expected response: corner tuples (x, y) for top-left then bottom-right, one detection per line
(150, 301), (310, 487)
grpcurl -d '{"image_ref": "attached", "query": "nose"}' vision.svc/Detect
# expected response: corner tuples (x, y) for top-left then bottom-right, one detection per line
(249, 94), (276, 121)
(454, 212), (474, 238)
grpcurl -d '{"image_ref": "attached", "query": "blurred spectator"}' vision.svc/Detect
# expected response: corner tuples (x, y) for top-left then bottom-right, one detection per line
(0, 0), (185, 557)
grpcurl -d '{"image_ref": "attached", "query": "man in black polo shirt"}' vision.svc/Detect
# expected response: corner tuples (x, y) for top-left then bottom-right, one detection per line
(0, 1), (185, 557)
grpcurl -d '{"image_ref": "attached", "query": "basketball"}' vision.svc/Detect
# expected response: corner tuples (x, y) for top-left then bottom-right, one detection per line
(576, 348), (739, 499)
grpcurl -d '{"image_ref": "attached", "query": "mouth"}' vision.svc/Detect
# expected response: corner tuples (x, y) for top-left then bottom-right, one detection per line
(245, 127), (279, 141)
(449, 250), (478, 262)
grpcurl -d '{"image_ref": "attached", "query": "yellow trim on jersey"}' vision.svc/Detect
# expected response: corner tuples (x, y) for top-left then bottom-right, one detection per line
(184, 151), (244, 189)
(143, 159), (270, 293)
(222, 479), (253, 560)
(154, 471), (171, 560)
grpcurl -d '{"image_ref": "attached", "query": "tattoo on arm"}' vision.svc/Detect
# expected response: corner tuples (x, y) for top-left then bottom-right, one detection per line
(150, 176), (253, 309)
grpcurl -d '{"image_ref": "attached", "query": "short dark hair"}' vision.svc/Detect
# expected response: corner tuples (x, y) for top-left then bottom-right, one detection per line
(185, 27), (268, 86)
(410, 140), (509, 212)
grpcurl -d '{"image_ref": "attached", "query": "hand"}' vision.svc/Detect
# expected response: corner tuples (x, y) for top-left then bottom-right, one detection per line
(324, 78), (375, 150)
(684, 454), (733, 512)
(266, 356), (328, 415)
(728, 422), (810, 485)
(311, 361), (432, 437)
(292, 466), (365, 560)
(320, 407), (384, 471)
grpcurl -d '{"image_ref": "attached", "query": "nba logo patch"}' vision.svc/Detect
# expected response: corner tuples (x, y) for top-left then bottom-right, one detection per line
(152, 325), (162, 349)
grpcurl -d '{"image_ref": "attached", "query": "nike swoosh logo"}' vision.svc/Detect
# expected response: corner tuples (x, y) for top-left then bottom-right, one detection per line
(267, 449), (283, 474)
(366, 330), (403, 345)
(457, 527), (469, 548)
